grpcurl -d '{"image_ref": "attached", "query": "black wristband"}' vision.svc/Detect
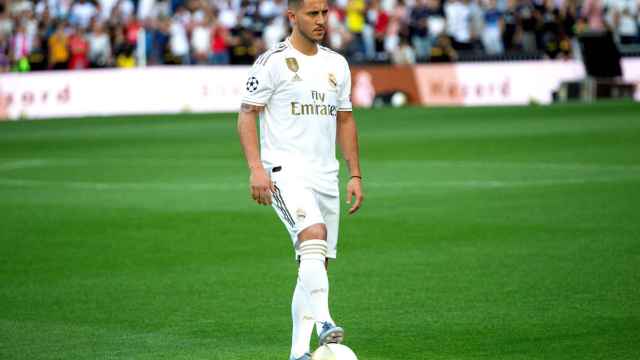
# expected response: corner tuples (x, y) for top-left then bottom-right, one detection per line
(350, 175), (362, 180)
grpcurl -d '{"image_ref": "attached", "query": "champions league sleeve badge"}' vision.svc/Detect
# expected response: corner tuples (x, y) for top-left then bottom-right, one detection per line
(246, 76), (259, 92)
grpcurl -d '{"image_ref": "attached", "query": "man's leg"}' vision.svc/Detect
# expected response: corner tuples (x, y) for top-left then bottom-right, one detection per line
(268, 176), (341, 356)
(290, 278), (315, 359)
(297, 224), (343, 345)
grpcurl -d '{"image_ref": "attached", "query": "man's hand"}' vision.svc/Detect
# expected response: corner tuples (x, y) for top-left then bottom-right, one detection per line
(250, 167), (275, 205)
(346, 177), (363, 214)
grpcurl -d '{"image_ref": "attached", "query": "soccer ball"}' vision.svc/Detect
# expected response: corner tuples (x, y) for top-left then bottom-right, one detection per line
(390, 91), (408, 107)
(311, 344), (358, 360)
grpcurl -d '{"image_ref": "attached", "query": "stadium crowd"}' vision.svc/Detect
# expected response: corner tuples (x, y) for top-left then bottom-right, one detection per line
(0, 0), (638, 71)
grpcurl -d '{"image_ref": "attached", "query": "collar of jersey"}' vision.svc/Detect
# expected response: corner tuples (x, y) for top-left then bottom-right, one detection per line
(285, 37), (320, 58)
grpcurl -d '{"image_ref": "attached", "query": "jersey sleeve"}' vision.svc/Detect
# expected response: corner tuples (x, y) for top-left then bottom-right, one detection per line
(337, 60), (353, 112)
(241, 61), (275, 106)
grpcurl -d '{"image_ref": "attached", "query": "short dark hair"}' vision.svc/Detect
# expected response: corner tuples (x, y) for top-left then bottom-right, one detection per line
(287, 0), (303, 9)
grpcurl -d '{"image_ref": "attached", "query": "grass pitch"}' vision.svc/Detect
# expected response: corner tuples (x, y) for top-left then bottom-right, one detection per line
(1, 102), (639, 359)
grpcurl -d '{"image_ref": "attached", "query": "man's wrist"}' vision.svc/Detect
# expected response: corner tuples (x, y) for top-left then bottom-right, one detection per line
(350, 175), (362, 180)
(248, 162), (265, 172)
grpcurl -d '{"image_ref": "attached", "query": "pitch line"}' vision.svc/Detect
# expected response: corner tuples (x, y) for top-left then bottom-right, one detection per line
(0, 178), (230, 191)
(3, 158), (639, 173)
(375, 160), (640, 172)
(366, 175), (640, 189)
(0, 175), (638, 192)
(0, 159), (87, 172)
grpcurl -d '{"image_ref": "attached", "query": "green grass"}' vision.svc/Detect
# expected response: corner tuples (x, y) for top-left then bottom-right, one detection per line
(1, 102), (639, 359)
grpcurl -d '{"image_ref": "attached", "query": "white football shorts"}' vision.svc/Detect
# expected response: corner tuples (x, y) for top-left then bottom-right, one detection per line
(268, 166), (340, 259)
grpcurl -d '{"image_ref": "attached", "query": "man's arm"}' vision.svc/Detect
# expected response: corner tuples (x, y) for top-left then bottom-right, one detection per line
(237, 103), (274, 205)
(337, 110), (363, 215)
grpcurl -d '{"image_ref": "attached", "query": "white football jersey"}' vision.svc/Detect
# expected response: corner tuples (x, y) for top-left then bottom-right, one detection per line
(241, 38), (352, 194)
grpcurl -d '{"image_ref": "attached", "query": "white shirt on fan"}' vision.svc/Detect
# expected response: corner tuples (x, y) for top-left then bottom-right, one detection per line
(241, 38), (352, 195)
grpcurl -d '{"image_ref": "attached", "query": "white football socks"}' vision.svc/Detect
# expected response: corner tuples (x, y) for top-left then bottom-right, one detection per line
(297, 239), (335, 335)
(290, 279), (315, 359)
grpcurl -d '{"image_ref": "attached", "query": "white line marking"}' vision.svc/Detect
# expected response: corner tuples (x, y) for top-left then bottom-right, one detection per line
(367, 176), (640, 189)
(0, 175), (638, 192)
(0, 160), (49, 171)
(0, 178), (237, 191)
(2, 158), (639, 173)
(0, 159), (86, 172)
(374, 160), (640, 172)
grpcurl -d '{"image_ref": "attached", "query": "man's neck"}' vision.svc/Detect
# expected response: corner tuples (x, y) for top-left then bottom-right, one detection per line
(289, 30), (318, 56)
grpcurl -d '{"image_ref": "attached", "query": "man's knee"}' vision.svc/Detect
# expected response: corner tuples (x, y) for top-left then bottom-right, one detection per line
(298, 223), (327, 241)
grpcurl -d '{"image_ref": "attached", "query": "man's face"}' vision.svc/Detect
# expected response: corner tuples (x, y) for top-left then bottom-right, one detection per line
(289, 0), (329, 43)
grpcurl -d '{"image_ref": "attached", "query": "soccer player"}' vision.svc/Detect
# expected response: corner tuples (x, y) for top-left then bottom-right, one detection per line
(236, 0), (363, 358)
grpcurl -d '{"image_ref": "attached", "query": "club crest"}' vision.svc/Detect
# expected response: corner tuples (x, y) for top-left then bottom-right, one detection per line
(328, 73), (337, 88)
(286, 57), (299, 73)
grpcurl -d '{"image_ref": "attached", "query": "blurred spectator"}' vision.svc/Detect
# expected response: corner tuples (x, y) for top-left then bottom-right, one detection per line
(138, 0), (171, 20)
(481, 0), (504, 54)
(383, 1), (408, 58)
(502, 0), (519, 50)
(410, 0), (432, 60)
(263, 14), (286, 48)
(240, 0), (262, 31)
(539, 0), (571, 58)
(69, 0), (97, 29)
(23, 9), (39, 39)
(38, 0), (73, 20)
(169, 6), (190, 64)
(606, 0), (639, 44)
(391, 36), (417, 63)
(191, 16), (211, 64)
(517, 0), (539, 52)
(137, 0), (155, 20)
(390, 1), (410, 39)
(12, 0), (35, 15)
(560, 0), (577, 39)
(0, 6), (13, 38)
(425, 0), (447, 49)
(87, 20), (111, 66)
(125, 18), (141, 46)
(48, 22), (69, 68)
(28, 33), (47, 70)
(68, 25), (89, 68)
(469, 0), (485, 47)
(97, 0), (117, 21)
(230, 27), (258, 64)
(259, 0), (285, 21)
(540, 0), (557, 56)
(346, 0), (367, 59)
(11, 23), (33, 64)
(149, 16), (170, 64)
(217, 0), (238, 29)
(111, 0), (136, 23)
(368, 0), (390, 60)
(429, 32), (458, 60)
(328, 4), (350, 52)
(113, 25), (136, 66)
(580, 0), (607, 32)
(210, 18), (231, 64)
(0, 33), (10, 71)
(445, 0), (474, 50)
(145, 0), (171, 20)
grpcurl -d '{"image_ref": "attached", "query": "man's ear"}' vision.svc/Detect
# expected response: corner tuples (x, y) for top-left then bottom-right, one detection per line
(287, 9), (296, 25)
